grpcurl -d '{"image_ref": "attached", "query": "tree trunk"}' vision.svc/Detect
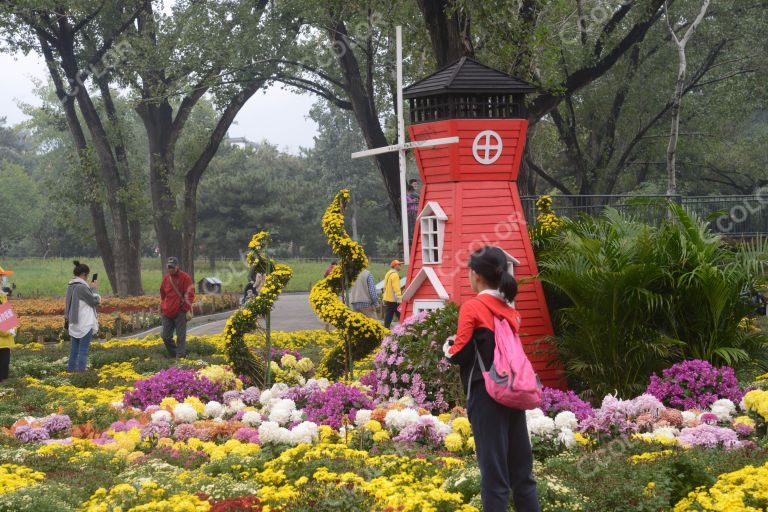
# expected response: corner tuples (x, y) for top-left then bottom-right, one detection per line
(351, 199), (359, 241)
(182, 177), (199, 281)
(666, 47), (686, 197)
(96, 77), (143, 295)
(665, 0), (711, 197)
(57, 37), (137, 296)
(39, 35), (121, 293)
(328, 19), (402, 217)
(416, 0), (473, 67)
(136, 101), (185, 270)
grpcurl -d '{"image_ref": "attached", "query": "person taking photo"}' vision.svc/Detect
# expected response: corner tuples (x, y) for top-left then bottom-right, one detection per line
(65, 261), (100, 372)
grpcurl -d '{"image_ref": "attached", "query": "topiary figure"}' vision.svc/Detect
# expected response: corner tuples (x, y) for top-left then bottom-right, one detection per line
(223, 232), (292, 386)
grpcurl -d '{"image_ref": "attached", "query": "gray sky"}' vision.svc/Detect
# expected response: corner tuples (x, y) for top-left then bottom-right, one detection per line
(0, 51), (319, 154)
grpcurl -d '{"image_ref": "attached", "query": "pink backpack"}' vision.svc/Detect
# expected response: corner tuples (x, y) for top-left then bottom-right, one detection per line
(468, 305), (542, 410)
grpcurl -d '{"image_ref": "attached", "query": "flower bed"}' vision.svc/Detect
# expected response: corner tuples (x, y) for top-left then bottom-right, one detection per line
(11, 294), (240, 343)
(0, 332), (766, 511)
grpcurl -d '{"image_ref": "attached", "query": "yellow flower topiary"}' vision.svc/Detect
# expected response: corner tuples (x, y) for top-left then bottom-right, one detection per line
(310, 190), (388, 377)
(223, 231), (293, 385)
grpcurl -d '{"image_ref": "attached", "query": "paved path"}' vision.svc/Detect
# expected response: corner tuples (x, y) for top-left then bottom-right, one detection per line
(126, 293), (325, 339)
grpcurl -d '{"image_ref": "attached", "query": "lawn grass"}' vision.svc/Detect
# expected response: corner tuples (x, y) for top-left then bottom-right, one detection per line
(1, 257), (397, 298)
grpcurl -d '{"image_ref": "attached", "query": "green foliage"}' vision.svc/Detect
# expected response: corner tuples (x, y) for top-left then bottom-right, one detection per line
(538, 203), (768, 397)
(540, 446), (768, 512)
(0, 162), (43, 253)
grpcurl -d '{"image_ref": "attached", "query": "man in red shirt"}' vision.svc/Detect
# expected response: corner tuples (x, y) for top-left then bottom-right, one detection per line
(160, 257), (195, 359)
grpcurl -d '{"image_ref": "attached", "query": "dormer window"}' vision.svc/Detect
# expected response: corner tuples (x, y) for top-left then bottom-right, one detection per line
(418, 202), (447, 264)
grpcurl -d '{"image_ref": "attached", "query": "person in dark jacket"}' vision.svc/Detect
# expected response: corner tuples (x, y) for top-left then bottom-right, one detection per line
(65, 261), (101, 372)
(444, 246), (540, 512)
(160, 257), (195, 359)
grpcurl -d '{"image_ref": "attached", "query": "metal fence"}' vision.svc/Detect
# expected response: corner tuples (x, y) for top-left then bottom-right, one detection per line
(520, 195), (768, 236)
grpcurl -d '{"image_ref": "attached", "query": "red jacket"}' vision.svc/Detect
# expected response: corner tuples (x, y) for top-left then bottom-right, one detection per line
(448, 293), (521, 390)
(160, 271), (195, 318)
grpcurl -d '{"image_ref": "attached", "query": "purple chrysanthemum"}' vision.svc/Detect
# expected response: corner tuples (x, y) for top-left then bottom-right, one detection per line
(540, 388), (594, 421)
(15, 426), (50, 443)
(233, 427), (260, 444)
(41, 414), (72, 435)
(303, 382), (374, 429)
(123, 368), (223, 408)
(646, 360), (743, 410)
(140, 421), (172, 440)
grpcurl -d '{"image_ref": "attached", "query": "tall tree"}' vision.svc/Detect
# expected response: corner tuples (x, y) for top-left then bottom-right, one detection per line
(1, 2), (148, 294)
(124, 0), (298, 277)
(276, 0), (679, 209)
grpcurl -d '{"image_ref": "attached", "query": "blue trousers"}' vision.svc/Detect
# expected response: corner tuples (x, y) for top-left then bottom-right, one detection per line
(467, 380), (540, 512)
(68, 329), (93, 372)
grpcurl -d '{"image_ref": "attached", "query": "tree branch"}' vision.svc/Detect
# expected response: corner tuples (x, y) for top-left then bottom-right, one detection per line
(525, 155), (574, 195)
(273, 75), (353, 110)
(528, 0), (668, 121)
(72, 0), (107, 33)
(185, 80), (267, 186)
(84, 0), (150, 73)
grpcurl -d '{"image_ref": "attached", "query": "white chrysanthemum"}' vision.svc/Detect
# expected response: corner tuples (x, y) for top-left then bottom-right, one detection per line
(111, 401), (124, 409)
(384, 408), (420, 430)
(710, 398), (736, 420)
(172, 403), (198, 424)
(259, 390), (273, 406)
(355, 409), (372, 427)
(203, 401), (224, 419)
(557, 427), (577, 448)
(397, 396), (415, 407)
(652, 426), (679, 438)
(289, 409), (304, 423)
(242, 411), (262, 427)
(739, 398), (747, 411)
(151, 410), (172, 423)
(554, 411), (578, 431)
(527, 416), (556, 437)
(270, 382), (289, 396)
(681, 411), (697, 425)
(526, 408), (546, 421)
(226, 399), (246, 414)
(289, 421), (319, 445)
(268, 399), (297, 425)
(258, 421), (288, 444)
(432, 417), (452, 436)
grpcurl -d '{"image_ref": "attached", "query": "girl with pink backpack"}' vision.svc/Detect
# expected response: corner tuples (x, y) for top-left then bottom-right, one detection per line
(443, 246), (541, 512)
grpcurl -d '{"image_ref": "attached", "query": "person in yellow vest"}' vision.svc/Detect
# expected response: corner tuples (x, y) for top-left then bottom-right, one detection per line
(383, 260), (403, 328)
(0, 269), (16, 382)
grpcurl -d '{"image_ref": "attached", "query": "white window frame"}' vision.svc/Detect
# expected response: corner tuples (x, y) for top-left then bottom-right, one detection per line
(413, 299), (446, 315)
(418, 202), (447, 265)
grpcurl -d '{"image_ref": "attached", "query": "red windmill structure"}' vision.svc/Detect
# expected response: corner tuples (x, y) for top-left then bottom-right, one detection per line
(400, 57), (566, 389)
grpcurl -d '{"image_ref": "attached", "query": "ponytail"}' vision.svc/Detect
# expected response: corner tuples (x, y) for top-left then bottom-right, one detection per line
(73, 260), (90, 277)
(498, 269), (518, 303)
(468, 246), (518, 302)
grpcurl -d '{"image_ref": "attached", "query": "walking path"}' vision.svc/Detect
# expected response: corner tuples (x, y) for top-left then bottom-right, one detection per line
(123, 293), (324, 339)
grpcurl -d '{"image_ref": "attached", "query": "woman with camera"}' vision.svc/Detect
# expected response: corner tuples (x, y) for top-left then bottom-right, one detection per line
(64, 261), (100, 372)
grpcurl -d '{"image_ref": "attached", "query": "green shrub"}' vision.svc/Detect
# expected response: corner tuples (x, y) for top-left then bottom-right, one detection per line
(537, 203), (768, 396)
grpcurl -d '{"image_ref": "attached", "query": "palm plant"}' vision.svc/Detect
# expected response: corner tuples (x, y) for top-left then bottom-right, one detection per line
(537, 202), (768, 397)
(655, 203), (768, 367)
(538, 211), (679, 397)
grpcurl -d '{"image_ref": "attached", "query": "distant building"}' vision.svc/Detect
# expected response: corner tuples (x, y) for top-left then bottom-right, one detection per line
(226, 136), (258, 150)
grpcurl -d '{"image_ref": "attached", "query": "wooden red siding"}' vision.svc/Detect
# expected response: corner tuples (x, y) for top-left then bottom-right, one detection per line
(403, 119), (566, 389)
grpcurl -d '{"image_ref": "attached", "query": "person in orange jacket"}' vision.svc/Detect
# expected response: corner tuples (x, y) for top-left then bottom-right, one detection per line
(160, 257), (195, 359)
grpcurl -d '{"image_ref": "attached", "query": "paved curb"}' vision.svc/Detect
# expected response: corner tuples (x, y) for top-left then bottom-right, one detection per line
(118, 309), (237, 340)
